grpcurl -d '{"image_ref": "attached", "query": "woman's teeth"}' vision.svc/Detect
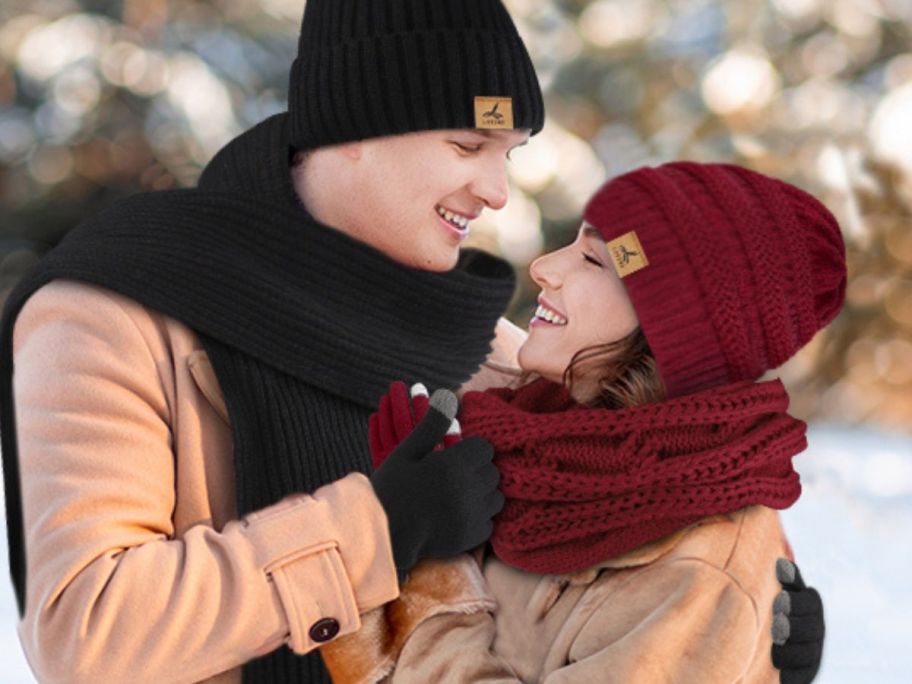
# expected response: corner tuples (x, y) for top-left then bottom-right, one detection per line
(534, 304), (567, 325)
(436, 205), (470, 230)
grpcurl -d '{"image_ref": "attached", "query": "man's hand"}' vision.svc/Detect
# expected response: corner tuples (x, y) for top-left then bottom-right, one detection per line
(772, 558), (825, 684)
(369, 386), (503, 581)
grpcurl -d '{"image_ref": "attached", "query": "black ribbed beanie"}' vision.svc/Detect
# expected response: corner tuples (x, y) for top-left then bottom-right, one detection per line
(288, 0), (545, 150)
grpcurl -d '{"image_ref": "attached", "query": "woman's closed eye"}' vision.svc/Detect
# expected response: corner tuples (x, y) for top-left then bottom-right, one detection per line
(582, 252), (603, 267)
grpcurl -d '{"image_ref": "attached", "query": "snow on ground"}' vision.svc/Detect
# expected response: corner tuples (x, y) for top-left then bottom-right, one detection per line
(1, 424), (910, 682)
(779, 425), (912, 683)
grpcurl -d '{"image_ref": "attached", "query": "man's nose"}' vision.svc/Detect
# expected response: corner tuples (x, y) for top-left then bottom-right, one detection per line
(472, 161), (509, 211)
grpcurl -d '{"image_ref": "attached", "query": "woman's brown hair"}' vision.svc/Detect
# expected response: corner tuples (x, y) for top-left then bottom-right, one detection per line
(562, 327), (666, 409)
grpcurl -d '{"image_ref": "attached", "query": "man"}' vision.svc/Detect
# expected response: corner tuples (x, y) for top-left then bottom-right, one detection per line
(1, 2), (539, 682)
(0, 1), (820, 683)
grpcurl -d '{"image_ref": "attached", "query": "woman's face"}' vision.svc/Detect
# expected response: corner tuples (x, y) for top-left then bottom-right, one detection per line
(517, 223), (640, 383)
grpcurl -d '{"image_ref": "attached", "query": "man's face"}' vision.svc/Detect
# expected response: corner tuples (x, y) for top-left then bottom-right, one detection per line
(324, 128), (530, 271)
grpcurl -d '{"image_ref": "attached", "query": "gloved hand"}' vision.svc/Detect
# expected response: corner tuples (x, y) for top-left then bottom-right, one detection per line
(369, 381), (461, 468)
(369, 385), (503, 581)
(772, 558), (825, 684)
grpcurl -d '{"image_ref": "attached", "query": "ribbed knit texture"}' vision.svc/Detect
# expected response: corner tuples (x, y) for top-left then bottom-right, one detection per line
(458, 377), (806, 574)
(583, 162), (846, 398)
(288, 0), (545, 150)
(0, 112), (516, 683)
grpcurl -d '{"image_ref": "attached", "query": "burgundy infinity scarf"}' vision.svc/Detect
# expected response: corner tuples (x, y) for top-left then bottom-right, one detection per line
(457, 377), (805, 574)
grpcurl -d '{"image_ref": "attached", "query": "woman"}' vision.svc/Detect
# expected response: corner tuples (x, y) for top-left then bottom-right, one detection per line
(324, 161), (842, 683)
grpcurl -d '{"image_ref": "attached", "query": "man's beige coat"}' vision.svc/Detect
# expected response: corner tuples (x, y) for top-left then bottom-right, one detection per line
(11, 279), (525, 683)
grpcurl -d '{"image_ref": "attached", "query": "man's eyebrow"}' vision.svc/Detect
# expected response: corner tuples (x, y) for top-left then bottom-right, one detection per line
(582, 226), (602, 240)
(471, 130), (530, 148)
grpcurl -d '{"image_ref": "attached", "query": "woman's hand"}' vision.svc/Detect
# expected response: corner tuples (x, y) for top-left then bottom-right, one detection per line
(369, 381), (461, 469)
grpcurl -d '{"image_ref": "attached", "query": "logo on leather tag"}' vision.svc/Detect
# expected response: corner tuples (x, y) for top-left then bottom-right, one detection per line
(606, 231), (649, 277)
(475, 96), (513, 129)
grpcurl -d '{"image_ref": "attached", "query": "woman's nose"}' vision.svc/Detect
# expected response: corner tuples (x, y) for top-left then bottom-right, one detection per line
(529, 251), (561, 290)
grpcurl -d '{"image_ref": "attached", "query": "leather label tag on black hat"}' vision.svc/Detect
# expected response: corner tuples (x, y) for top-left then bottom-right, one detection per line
(475, 97), (514, 129)
(606, 231), (649, 278)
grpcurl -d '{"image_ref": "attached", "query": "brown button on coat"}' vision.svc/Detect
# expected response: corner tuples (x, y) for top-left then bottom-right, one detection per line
(11, 279), (527, 684)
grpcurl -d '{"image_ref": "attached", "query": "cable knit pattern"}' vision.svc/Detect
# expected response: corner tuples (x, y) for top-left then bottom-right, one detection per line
(458, 377), (806, 575)
(583, 162), (847, 398)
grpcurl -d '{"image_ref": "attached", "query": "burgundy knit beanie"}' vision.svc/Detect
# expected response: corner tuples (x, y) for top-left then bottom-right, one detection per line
(582, 162), (847, 398)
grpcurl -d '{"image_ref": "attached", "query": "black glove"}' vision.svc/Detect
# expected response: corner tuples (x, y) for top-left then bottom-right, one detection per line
(772, 558), (825, 684)
(369, 389), (504, 581)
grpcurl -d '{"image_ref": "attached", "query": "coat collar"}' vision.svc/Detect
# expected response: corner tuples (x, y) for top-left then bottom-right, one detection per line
(562, 514), (731, 586)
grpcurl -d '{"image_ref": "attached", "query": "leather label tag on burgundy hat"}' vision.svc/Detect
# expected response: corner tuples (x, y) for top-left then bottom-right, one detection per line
(475, 96), (514, 129)
(606, 231), (649, 278)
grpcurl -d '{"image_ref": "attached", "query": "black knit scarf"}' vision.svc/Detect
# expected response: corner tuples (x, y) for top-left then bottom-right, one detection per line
(0, 113), (515, 683)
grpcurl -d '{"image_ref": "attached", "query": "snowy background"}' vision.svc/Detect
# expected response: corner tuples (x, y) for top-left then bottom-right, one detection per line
(1, 423), (910, 683)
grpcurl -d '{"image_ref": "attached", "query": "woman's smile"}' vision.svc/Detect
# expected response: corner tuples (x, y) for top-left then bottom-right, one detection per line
(530, 297), (568, 327)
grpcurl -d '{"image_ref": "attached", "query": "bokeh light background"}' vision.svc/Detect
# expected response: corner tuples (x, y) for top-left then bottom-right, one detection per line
(1, 1), (910, 681)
